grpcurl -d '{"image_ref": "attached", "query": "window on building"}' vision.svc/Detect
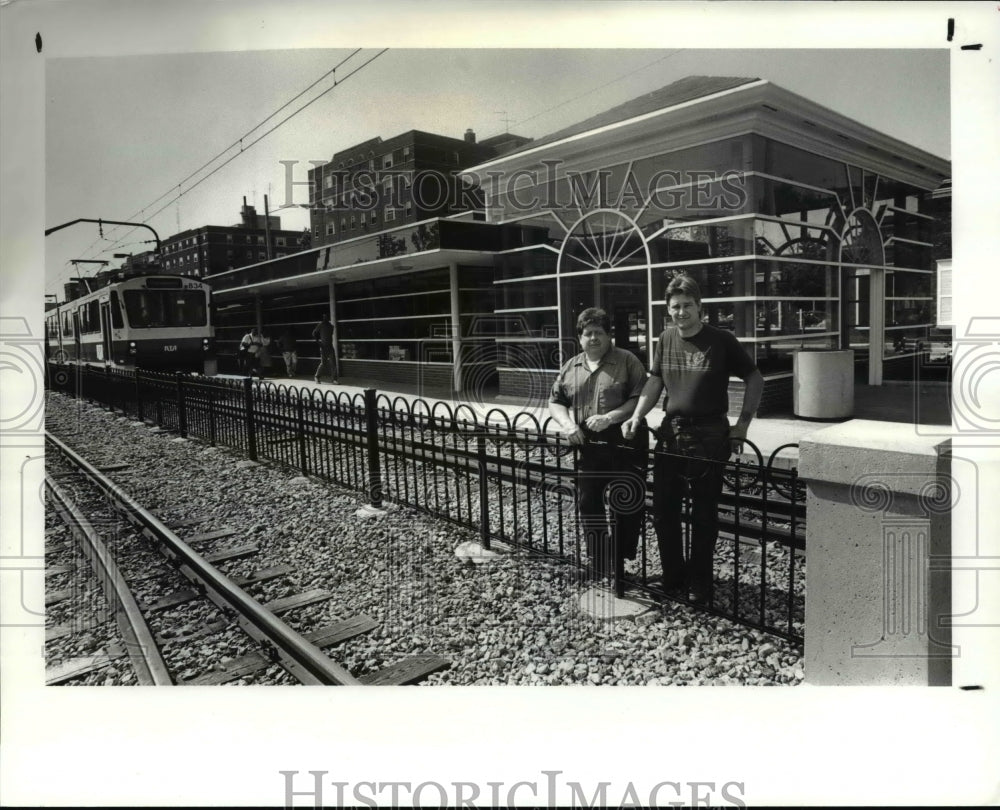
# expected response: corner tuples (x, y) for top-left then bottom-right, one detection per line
(350, 214), (356, 229)
(370, 211), (377, 224)
(325, 174), (334, 189)
(402, 146), (411, 160)
(246, 235), (252, 244)
(277, 252), (286, 258)
(326, 222), (335, 236)
(404, 201), (413, 217)
(226, 234), (233, 243)
(383, 154), (393, 169)
(341, 218), (346, 230)
(276, 237), (285, 246)
(385, 208), (397, 222)
(259, 250), (266, 259)
(257, 235), (264, 245)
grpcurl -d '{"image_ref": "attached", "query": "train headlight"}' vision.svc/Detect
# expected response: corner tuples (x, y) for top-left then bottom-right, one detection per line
(128, 341), (137, 355)
(202, 337), (211, 351)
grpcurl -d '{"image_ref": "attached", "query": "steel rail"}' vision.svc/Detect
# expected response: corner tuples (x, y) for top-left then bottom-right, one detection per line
(46, 431), (360, 685)
(45, 473), (174, 686)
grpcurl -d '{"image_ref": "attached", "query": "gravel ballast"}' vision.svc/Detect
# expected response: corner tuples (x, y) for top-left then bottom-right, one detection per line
(46, 392), (804, 686)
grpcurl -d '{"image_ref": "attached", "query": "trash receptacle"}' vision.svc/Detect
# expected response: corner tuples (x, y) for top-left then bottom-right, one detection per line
(793, 349), (854, 419)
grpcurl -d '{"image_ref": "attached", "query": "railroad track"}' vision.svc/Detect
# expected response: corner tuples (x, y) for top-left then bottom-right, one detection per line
(44, 431), (450, 686)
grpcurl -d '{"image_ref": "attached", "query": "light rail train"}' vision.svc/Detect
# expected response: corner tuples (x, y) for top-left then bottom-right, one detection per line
(46, 274), (216, 373)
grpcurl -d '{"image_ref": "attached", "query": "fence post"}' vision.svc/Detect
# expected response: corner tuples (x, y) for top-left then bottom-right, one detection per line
(243, 376), (258, 461)
(477, 434), (491, 550)
(103, 365), (112, 411)
(175, 372), (187, 438)
(363, 388), (383, 508)
(295, 392), (309, 475)
(119, 369), (128, 415)
(207, 388), (217, 447)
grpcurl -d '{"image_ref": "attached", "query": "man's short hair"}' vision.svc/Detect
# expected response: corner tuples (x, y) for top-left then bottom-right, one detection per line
(665, 274), (702, 306)
(576, 307), (611, 336)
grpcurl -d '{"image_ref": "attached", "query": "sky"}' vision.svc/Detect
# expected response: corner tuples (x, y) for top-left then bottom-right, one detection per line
(44, 47), (950, 297)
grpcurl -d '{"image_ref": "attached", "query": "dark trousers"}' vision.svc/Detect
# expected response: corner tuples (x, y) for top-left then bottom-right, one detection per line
(652, 415), (731, 592)
(576, 424), (649, 578)
(315, 345), (339, 381)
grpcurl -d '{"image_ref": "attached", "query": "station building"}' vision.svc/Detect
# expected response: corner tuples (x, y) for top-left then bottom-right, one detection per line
(206, 76), (951, 409)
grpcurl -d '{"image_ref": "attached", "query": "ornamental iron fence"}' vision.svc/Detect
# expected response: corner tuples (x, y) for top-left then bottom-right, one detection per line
(49, 363), (805, 643)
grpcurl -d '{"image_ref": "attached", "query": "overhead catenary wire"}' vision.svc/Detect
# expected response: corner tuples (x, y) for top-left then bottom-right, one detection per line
(50, 49), (384, 292)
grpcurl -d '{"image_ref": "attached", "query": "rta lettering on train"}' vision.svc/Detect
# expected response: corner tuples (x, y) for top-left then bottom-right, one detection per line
(279, 770), (747, 808)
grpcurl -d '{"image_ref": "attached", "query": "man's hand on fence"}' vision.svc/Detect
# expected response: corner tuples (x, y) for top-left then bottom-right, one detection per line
(560, 422), (586, 446)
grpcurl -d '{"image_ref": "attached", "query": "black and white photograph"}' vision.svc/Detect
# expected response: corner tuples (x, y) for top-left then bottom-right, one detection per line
(2, 1), (998, 807)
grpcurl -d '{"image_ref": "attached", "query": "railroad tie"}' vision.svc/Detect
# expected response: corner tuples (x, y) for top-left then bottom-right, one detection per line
(182, 613), (378, 686)
(358, 654), (451, 686)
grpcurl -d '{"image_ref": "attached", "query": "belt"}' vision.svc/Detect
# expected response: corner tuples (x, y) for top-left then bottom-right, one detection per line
(667, 414), (728, 426)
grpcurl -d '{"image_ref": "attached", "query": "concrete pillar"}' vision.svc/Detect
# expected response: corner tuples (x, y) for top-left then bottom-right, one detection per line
(449, 262), (461, 392)
(798, 420), (953, 685)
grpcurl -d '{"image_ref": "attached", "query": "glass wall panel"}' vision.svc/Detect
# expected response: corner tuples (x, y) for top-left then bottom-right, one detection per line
(339, 291), (450, 321)
(339, 316), (450, 342)
(886, 298), (933, 327)
(754, 219), (836, 260)
(886, 269), (933, 298)
(645, 219), (754, 264)
(753, 135), (851, 200)
(489, 137), (749, 223)
(754, 299), (839, 338)
(752, 177), (843, 223)
(496, 247), (558, 281)
(884, 325), (931, 359)
(496, 278), (557, 310)
(754, 258), (839, 298)
(650, 261), (754, 303)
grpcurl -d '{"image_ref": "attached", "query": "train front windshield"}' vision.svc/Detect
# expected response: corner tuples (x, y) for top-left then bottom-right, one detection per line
(123, 289), (207, 328)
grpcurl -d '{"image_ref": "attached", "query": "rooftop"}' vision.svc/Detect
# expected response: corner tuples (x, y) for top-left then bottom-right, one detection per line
(501, 75), (759, 160)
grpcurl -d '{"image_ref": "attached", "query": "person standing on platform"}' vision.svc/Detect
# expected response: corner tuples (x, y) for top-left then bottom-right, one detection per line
(312, 311), (338, 384)
(277, 327), (299, 378)
(549, 307), (648, 584)
(238, 327), (262, 377)
(623, 274), (763, 604)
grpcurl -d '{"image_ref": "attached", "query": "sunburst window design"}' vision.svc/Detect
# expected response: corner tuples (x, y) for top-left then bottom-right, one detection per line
(557, 209), (650, 275)
(839, 207), (885, 266)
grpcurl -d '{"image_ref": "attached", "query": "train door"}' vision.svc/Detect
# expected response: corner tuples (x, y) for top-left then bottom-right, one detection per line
(72, 311), (81, 361)
(100, 301), (112, 363)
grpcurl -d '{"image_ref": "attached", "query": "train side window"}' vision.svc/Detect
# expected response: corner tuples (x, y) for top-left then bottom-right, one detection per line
(110, 290), (124, 329)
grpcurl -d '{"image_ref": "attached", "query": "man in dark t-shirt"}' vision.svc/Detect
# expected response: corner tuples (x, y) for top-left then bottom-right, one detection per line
(623, 275), (763, 603)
